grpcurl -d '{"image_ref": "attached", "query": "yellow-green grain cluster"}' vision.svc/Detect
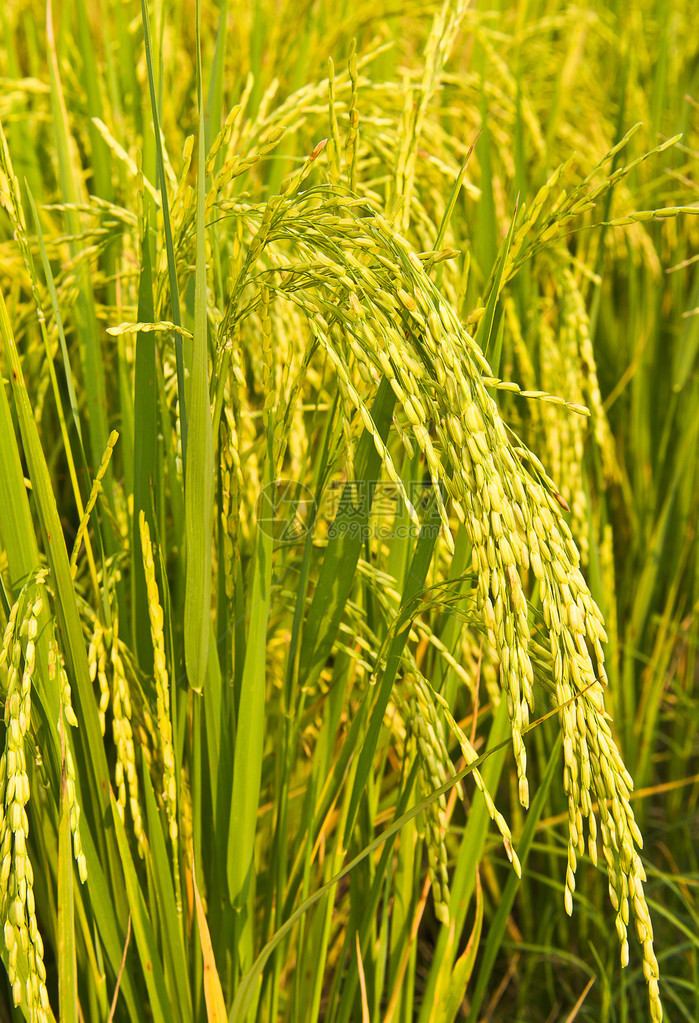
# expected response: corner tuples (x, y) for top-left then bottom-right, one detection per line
(404, 675), (453, 924)
(88, 620), (145, 856)
(139, 512), (180, 902)
(48, 637), (87, 883)
(176, 111), (664, 1007)
(216, 178), (661, 1009)
(0, 590), (48, 1021)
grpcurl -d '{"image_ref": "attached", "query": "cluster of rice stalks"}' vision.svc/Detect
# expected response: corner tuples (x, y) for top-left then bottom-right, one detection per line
(0, 0), (696, 1020)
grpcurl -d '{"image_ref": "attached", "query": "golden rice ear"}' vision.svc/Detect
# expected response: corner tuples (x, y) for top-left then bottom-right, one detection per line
(0, 580), (53, 1014)
(139, 512), (181, 904)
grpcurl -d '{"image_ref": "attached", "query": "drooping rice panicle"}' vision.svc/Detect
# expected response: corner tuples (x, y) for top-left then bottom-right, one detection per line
(0, 587), (49, 1020)
(139, 512), (181, 906)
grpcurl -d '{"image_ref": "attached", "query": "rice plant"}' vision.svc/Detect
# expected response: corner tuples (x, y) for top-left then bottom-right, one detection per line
(0, 0), (696, 1021)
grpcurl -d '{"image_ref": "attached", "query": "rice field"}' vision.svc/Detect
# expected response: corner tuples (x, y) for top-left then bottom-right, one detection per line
(0, 1), (697, 1020)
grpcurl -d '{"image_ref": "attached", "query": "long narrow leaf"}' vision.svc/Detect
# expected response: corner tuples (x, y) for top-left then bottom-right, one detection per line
(140, 0), (188, 453)
(227, 429), (274, 910)
(193, 858), (228, 1022)
(183, 0), (215, 693)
